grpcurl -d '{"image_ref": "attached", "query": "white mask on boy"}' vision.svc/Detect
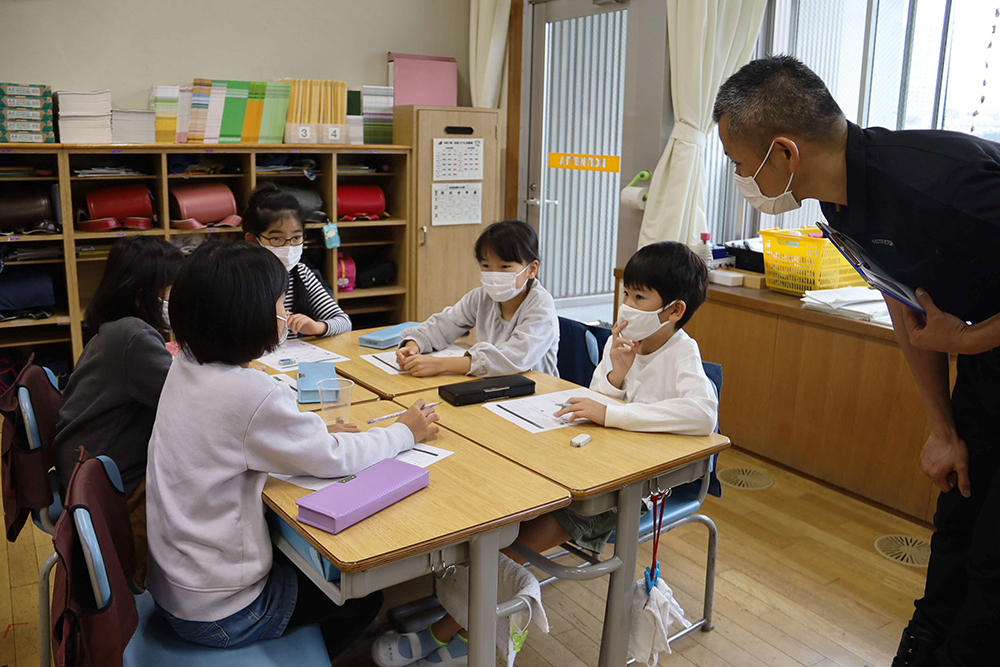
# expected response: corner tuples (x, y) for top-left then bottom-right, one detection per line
(259, 239), (303, 271)
(616, 300), (678, 341)
(481, 266), (529, 302)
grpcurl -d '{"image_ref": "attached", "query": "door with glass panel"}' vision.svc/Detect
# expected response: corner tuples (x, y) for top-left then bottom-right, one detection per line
(526, 0), (627, 323)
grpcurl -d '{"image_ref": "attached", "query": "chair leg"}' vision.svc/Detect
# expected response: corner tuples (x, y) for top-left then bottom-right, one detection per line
(39, 551), (58, 667)
(698, 514), (718, 632)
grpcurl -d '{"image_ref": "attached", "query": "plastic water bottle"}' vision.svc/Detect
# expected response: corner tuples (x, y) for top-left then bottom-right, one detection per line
(698, 232), (714, 264)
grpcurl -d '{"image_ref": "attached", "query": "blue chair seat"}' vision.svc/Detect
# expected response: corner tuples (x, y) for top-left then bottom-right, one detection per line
(608, 483), (703, 545)
(125, 591), (330, 667)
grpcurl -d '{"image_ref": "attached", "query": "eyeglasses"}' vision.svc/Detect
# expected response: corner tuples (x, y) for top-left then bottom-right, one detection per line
(259, 234), (305, 247)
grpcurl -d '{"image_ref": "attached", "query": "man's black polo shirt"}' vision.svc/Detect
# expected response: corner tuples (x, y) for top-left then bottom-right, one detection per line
(820, 122), (1000, 325)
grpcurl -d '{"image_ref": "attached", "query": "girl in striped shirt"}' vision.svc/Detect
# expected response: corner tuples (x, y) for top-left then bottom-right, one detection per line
(242, 184), (350, 337)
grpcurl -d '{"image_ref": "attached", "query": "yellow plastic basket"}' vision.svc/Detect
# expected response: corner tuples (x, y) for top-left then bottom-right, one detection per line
(759, 226), (867, 296)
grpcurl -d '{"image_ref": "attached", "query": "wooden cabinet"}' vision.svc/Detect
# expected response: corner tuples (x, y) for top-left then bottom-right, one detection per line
(393, 106), (501, 321)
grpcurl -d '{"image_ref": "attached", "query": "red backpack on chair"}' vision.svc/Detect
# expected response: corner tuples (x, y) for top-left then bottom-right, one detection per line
(0, 355), (62, 541)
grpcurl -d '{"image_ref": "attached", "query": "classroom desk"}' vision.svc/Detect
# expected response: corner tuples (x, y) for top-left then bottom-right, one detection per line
(395, 371), (731, 667)
(309, 328), (472, 399)
(250, 357), (381, 410)
(262, 400), (570, 667)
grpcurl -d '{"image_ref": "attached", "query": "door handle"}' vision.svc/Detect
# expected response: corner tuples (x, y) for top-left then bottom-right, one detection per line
(525, 199), (560, 206)
(421, 225), (427, 246)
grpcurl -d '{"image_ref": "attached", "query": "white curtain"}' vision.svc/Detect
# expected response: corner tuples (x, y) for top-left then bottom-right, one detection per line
(470, 0), (512, 108)
(637, 0), (767, 248)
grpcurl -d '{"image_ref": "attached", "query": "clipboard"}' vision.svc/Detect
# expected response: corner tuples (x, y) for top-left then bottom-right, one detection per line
(817, 221), (925, 314)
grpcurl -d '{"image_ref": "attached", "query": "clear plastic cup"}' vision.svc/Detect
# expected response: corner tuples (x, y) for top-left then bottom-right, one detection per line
(318, 378), (354, 426)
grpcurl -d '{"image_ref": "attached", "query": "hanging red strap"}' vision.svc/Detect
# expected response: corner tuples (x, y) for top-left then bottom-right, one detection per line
(649, 492), (667, 570)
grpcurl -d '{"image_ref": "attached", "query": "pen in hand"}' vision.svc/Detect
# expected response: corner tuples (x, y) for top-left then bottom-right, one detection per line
(367, 402), (442, 425)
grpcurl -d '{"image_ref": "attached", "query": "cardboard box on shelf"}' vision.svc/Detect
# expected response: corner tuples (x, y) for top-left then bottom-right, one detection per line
(0, 83), (52, 98)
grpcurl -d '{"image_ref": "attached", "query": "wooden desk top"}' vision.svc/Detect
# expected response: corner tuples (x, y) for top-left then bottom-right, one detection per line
(250, 359), (380, 411)
(308, 329), (473, 399)
(262, 400), (571, 572)
(395, 372), (731, 499)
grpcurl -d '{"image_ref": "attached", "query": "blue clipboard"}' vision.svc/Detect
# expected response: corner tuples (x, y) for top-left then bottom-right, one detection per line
(817, 221), (925, 314)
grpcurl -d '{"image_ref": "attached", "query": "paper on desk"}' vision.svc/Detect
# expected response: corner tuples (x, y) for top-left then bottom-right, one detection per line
(258, 339), (349, 372)
(269, 444), (453, 492)
(361, 345), (467, 375)
(484, 388), (617, 434)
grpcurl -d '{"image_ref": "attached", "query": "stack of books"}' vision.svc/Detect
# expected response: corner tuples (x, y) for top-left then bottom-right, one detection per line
(176, 86), (192, 143)
(259, 81), (291, 143)
(362, 86), (393, 144)
(346, 89), (364, 145)
(173, 79), (289, 144)
(149, 85), (179, 142)
(1, 83), (54, 143)
(285, 79), (348, 125)
(56, 90), (112, 143)
(112, 109), (156, 144)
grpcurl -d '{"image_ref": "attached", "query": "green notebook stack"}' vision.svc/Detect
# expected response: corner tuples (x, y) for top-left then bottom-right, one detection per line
(219, 81), (249, 144)
(259, 81), (291, 143)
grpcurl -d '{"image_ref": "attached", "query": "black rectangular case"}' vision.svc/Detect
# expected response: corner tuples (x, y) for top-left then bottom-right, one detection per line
(438, 374), (536, 406)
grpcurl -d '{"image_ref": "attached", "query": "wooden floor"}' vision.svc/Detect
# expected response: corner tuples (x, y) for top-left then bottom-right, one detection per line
(5, 447), (932, 667)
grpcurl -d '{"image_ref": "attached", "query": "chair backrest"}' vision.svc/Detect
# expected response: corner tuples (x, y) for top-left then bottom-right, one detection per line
(17, 372), (64, 533)
(557, 317), (612, 386)
(701, 361), (723, 498)
(75, 507), (112, 608)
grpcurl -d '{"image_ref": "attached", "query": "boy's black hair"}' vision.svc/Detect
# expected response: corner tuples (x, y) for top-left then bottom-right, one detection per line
(170, 241), (288, 365)
(623, 242), (708, 329)
(83, 236), (184, 341)
(474, 220), (540, 265)
(241, 182), (304, 236)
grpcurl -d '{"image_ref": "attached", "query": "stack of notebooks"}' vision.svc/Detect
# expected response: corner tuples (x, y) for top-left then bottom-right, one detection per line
(180, 79), (289, 144)
(56, 90), (112, 143)
(1, 83), (54, 143)
(111, 109), (155, 144)
(285, 79), (348, 125)
(801, 286), (891, 325)
(346, 89), (363, 145)
(362, 86), (393, 144)
(149, 85), (179, 142)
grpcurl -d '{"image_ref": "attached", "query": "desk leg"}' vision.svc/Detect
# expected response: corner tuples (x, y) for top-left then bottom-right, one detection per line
(599, 482), (642, 667)
(468, 529), (501, 667)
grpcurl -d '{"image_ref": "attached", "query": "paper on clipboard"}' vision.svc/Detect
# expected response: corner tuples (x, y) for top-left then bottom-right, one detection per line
(483, 388), (617, 434)
(361, 345), (467, 375)
(817, 221), (925, 314)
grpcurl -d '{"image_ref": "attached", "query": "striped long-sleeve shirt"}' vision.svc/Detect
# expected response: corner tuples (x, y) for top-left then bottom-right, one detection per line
(285, 263), (351, 337)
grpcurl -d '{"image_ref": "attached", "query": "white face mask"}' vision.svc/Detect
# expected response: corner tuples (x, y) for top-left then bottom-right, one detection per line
(276, 314), (288, 345)
(159, 297), (171, 331)
(259, 238), (303, 271)
(481, 266), (529, 302)
(733, 139), (801, 215)
(617, 300), (678, 341)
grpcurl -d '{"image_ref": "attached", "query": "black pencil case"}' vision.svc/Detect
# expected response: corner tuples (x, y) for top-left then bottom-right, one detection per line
(438, 374), (536, 406)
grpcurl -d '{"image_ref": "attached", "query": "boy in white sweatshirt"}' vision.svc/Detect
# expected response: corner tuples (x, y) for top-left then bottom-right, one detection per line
(145, 241), (439, 660)
(372, 241), (717, 667)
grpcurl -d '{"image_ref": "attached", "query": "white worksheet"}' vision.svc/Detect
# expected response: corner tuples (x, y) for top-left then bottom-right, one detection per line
(361, 344), (467, 375)
(483, 388), (617, 434)
(433, 138), (484, 181)
(258, 339), (349, 372)
(269, 444), (453, 491)
(432, 183), (482, 226)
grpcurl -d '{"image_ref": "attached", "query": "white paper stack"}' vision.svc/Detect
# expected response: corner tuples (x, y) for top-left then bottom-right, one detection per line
(112, 109), (156, 144)
(176, 86), (192, 143)
(203, 80), (226, 144)
(55, 90), (113, 143)
(347, 115), (364, 145)
(801, 286), (891, 325)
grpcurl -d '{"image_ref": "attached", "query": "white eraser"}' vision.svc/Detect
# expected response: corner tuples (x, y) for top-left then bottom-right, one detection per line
(571, 434), (591, 448)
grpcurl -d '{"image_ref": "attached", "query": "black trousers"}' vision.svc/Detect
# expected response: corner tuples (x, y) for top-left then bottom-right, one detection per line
(911, 350), (1000, 667)
(277, 549), (383, 661)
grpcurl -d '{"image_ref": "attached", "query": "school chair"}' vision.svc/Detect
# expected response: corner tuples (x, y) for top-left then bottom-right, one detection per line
(535, 361), (724, 651)
(556, 317), (612, 386)
(41, 455), (331, 667)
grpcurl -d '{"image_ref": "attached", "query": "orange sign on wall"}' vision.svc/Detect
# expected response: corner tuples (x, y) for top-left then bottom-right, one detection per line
(548, 152), (621, 173)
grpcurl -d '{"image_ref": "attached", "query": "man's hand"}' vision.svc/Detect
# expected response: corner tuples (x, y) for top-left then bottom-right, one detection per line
(396, 340), (420, 367)
(287, 314), (327, 337)
(607, 321), (637, 389)
(921, 431), (971, 497)
(553, 398), (607, 426)
(902, 289), (975, 354)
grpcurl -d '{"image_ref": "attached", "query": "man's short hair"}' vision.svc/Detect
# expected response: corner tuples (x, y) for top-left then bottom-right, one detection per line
(713, 55), (846, 155)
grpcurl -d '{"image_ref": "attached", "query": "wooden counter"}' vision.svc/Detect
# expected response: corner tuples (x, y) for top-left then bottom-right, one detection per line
(615, 269), (939, 522)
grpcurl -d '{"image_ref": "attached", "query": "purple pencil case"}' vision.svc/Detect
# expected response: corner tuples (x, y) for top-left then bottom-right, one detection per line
(295, 458), (429, 534)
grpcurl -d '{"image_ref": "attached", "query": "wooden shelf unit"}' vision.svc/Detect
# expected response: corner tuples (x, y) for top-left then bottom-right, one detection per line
(1, 143), (412, 362)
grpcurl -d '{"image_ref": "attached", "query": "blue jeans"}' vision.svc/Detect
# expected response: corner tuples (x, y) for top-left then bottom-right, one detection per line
(156, 562), (298, 649)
